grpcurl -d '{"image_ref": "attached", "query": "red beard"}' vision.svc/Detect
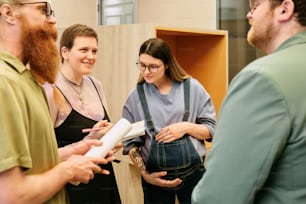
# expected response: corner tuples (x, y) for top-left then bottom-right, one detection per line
(22, 22), (60, 83)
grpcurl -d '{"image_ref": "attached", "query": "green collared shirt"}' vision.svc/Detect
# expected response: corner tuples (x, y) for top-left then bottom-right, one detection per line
(192, 31), (306, 204)
(0, 50), (67, 204)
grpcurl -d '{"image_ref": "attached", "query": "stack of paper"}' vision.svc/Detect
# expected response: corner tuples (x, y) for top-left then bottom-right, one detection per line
(121, 120), (145, 142)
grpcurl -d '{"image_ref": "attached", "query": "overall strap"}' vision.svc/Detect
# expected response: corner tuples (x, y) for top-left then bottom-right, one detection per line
(182, 78), (190, 122)
(137, 83), (155, 134)
(136, 78), (191, 134)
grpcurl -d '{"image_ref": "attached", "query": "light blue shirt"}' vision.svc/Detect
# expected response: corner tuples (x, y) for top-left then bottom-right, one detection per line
(122, 78), (216, 162)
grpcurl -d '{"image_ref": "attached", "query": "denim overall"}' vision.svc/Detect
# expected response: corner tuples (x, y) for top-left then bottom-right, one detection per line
(137, 79), (204, 204)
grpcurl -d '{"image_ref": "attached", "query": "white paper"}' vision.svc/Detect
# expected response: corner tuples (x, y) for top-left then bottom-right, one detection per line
(85, 118), (132, 158)
(70, 118), (147, 186)
(121, 120), (145, 141)
(70, 118), (132, 186)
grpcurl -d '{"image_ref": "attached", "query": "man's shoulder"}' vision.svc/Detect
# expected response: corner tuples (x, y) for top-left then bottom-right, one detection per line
(0, 50), (27, 74)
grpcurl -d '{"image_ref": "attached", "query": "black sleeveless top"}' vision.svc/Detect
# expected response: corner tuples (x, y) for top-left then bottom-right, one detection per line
(55, 77), (121, 204)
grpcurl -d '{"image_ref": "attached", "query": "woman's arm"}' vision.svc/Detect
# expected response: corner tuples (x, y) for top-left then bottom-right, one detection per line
(43, 83), (59, 125)
(155, 122), (211, 143)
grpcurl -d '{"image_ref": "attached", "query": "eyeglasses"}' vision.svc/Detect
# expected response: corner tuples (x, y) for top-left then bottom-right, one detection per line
(136, 62), (163, 73)
(249, 0), (283, 14)
(19, 1), (54, 17)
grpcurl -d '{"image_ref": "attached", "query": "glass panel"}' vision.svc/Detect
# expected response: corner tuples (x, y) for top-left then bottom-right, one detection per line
(98, 0), (136, 25)
(218, 0), (264, 82)
(105, 16), (121, 24)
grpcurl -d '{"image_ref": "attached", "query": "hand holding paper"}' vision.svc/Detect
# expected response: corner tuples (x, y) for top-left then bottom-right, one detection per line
(71, 119), (145, 186)
(85, 118), (132, 158)
(70, 118), (132, 186)
(82, 120), (145, 142)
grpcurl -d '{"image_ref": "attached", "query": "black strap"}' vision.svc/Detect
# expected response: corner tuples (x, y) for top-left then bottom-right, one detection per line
(56, 76), (110, 122)
(88, 76), (111, 121)
(55, 85), (73, 107)
(137, 78), (191, 134)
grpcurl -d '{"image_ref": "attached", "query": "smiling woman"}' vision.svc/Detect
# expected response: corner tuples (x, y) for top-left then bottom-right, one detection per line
(44, 24), (122, 204)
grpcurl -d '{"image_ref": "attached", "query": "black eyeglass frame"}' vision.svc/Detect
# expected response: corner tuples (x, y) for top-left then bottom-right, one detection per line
(248, 0), (284, 14)
(18, 1), (54, 17)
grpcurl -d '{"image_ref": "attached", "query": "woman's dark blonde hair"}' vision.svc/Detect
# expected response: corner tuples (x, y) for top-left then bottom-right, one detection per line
(137, 37), (190, 84)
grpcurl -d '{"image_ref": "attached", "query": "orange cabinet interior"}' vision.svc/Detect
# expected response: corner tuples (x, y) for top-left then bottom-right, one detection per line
(156, 26), (228, 116)
(156, 26), (228, 151)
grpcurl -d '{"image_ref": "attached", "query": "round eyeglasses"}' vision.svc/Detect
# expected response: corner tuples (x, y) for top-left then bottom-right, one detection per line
(136, 62), (163, 73)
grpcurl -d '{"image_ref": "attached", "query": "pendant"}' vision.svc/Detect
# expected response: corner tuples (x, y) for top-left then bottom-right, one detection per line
(79, 95), (84, 104)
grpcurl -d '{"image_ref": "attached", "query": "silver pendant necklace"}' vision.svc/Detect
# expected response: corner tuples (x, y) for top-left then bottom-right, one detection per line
(60, 72), (84, 104)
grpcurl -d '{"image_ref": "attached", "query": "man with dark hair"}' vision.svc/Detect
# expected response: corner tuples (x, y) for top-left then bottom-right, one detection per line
(0, 1), (115, 203)
(192, 0), (306, 203)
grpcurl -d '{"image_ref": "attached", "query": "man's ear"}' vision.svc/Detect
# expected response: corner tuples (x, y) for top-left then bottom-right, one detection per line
(0, 4), (19, 23)
(278, 0), (295, 21)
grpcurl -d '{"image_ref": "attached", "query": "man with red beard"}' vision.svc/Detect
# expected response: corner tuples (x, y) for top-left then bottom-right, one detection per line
(192, 0), (306, 204)
(0, 1), (115, 203)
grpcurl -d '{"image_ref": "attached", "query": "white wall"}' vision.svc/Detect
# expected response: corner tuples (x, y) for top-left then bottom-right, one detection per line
(138, 0), (216, 29)
(52, 0), (216, 29)
(53, 0), (98, 28)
